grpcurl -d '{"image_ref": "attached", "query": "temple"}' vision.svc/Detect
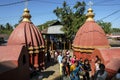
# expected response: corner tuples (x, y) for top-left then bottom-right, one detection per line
(7, 8), (45, 70)
(72, 7), (120, 78)
(72, 8), (110, 59)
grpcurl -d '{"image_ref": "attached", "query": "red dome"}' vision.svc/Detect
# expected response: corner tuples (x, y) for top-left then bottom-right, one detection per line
(7, 22), (44, 47)
(7, 8), (44, 47)
(72, 8), (110, 52)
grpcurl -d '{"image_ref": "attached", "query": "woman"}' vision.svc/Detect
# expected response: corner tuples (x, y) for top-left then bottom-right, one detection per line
(70, 61), (80, 80)
(83, 59), (91, 80)
(95, 59), (101, 72)
(71, 55), (76, 65)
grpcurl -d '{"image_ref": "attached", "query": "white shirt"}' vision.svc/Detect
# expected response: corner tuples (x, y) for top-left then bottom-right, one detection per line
(95, 63), (100, 71)
(57, 55), (62, 64)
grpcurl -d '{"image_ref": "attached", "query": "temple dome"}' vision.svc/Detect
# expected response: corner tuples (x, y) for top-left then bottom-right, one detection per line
(72, 8), (110, 52)
(7, 8), (44, 48)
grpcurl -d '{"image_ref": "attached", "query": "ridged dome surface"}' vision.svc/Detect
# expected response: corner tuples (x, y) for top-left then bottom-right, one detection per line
(73, 21), (109, 48)
(7, 22), (44, 47)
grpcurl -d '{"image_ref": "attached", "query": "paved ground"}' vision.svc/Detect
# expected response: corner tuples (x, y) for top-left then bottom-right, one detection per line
(30, 62), (61, 80)
(42, 62), (61, 80)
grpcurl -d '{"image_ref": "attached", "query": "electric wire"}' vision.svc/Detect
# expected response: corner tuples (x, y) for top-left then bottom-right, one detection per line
(0, 0), (120, 25)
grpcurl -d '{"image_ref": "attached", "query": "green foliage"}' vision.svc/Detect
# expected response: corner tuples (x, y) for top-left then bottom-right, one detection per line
(0, 30), (13, 35)
(97, 20), (112, 34)
(5, 23), (13, 30)
(0, 23), (13, 35)
(0, 17), (22, 35)
(112, 28), (120, 33)
(53, 1), (86, 39)
(37, 20), (59, 30)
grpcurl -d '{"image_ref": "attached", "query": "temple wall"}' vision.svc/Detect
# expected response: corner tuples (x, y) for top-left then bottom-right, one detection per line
(0, 45), (30, 80)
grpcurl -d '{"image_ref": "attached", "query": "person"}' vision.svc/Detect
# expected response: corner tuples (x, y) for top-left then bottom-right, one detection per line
(83, 59), (91, 80)
(71, 55), (76, 65)
(116, 69), (120, 80)
(95, 56), (100, 63)
(47, 50), (51, 62)
(50, 50), (54, 62)
(66, 50), (70, 57)
(62, 61), (71, 80)
(55, 50), (58, 62)
(67, 56), (72, 66)
(60, 56), (66, 80)
(94, 64), (107, 80)
(57, 53), (63, 64)
(70, 61), (80, 80)
(112, 69), (120, 80)
(95, 59), (101, 72)
(79, 58), (85, 79)
(79, 58), (84, 66)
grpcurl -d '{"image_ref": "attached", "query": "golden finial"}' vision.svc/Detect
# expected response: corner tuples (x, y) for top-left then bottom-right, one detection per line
(22, 0), (31, 22)
(22, 8), (31, 22)
(86, 1), (94, 21)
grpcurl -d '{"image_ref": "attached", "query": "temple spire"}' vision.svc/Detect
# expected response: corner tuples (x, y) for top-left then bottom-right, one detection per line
(22, 0), (31, 22)
(86, 1), (94, 21)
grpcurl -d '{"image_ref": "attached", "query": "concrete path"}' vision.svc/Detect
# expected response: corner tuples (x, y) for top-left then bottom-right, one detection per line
(30, 62), (61, 80)
(42, 62), (60, 80)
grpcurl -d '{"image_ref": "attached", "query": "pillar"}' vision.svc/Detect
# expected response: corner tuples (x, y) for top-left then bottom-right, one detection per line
(29, 53), (33, 67)
(33, 47), (39, 70)
(28, 47), (34, 67)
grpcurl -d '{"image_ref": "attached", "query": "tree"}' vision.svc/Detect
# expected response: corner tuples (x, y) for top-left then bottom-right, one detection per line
(0, 23), (13, 35)
(97, 20), (112, 34)
(5, 23), (13, 30)
(53, 1), (86, 39)
(112, 28), (120, 33)
(0, 24), (5, 30)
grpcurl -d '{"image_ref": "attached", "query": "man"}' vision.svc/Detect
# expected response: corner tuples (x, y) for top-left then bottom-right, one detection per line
(57, 53), (63, 64)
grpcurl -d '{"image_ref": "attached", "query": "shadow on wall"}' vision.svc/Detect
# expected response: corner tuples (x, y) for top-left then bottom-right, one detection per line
(0, 61), (17, 74)
(0, 62), (18, 80)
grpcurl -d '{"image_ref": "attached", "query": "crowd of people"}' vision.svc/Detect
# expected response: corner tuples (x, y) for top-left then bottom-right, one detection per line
(56, 51), (107, 80)
(46, 50), (120, 80)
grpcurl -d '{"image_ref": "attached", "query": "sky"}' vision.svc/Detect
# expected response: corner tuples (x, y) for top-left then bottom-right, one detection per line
(0, 0), (120, 28)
